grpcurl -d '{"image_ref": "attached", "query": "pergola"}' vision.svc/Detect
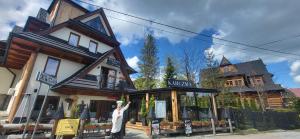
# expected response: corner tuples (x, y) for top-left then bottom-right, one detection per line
(128, 87), (219, 122)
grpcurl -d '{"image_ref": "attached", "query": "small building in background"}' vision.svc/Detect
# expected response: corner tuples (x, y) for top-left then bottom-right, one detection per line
(201, 56), (285, 109)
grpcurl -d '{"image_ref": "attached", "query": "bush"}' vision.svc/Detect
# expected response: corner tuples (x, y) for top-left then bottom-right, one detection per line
(140, 98), (147, 117)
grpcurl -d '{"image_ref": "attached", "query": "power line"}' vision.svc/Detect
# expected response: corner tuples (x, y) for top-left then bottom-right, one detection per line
(257, 34), (300, 47)
(76, 0), (300, 58)
(107, 15), (300, 61)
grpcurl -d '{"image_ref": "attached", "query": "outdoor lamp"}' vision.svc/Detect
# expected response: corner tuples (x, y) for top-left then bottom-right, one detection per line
(80, 105), (91, 120)
(182, 106), (189, 119)
(147, 107), (156, 120)
(53, 103), (64, 120)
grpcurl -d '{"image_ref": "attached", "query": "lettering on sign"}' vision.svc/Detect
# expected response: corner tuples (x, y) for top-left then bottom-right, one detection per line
(167, 79), (193, 88)
(107, 58), (120, 67)
(36, 72), (57, 86)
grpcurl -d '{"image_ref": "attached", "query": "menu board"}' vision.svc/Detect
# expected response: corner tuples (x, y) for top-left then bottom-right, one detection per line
(151, 119), (160, 135)
(155, 100), (166, 118)
(184, 119), (192, 134)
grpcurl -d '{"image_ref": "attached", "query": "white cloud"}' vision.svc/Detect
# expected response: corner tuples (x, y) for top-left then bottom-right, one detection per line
(0, 0), (50, 39)
(126, 56), (139, 70)
(86, 0), (300, 63)
(290, 60), (300, 84)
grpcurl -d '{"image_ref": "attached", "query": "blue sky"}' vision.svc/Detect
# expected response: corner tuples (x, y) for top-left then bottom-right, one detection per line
(0, 0), (299, 88)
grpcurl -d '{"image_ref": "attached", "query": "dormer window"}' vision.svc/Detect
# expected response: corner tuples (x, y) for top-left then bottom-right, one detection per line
(89, 40), (98, 53)
(85, 17), (107, 35)
(68, 32), (80, 46)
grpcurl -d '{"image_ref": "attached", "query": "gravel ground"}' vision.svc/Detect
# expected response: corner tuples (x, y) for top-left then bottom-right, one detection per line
(125, 129), (300, 139)
(1, 129), (300, 139)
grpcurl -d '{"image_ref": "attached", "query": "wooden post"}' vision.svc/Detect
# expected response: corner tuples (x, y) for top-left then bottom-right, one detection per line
(211, 118), (216, 135)
(146, 93), (149, 110)
(50, 120), (59, 139)
(211, 94), (218, 119)
(78, 119), (86, 138)
(8, 52), (37, 122)
(171, 90), (178, 122)
(228, 118), (233, 134)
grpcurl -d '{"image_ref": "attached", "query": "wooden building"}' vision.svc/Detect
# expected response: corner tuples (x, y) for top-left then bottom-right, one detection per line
(201, 56), (285, 109)
(0, 0), (136, 123)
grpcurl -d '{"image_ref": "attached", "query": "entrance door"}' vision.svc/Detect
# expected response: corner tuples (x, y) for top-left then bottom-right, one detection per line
(90, 100), (115, 122)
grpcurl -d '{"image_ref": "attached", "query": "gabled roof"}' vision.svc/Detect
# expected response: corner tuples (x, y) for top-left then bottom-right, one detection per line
(52, 48), (135, 91)
(52, 50), (113, 90)
(47, 0), (90, 13)
(10, 31), (101, 59)
(220, 56), (232, 66)
(74, 8), (116, 39)
(40, 19), (120, 47)
(289, 88), (300, 97)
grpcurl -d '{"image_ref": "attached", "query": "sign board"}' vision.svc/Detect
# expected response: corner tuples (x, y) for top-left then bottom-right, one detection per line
(36, 72), (57, 86)
(107, 58), (120, 67)
(151, 119), (160, 135)
(184, 119), (192, 134)
(167, 79), (193, 88)
(56, 119), (80, 136)
(155, 100), (166, 118)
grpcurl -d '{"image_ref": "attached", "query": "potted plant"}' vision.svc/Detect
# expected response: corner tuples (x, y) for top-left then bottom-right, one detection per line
(140, 98), (147, 126)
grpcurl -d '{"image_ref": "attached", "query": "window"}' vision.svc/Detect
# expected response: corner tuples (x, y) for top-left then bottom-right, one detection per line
(223, 66), (230, 72)
(235, 79), (243, 86)
(226, 80), (234, 86)
(44, 57), (60, 76)
(68, 32), (80, 46)
(89, 40), (98, 53)
(85, 17), (107, 35)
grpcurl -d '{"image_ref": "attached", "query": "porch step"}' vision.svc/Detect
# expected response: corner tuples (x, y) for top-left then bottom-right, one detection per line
(126, 122), (149, 132)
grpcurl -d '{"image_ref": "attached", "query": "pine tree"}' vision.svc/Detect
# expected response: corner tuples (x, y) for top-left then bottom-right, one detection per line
(163, 57), (177, 87)
(139, 34), (159, 89)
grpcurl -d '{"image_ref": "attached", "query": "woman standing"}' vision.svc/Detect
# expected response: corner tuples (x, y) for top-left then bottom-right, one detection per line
(111, 101), (131, 139)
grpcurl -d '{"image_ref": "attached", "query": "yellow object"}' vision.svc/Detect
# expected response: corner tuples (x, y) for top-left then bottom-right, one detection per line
(55, 119), (80, 135)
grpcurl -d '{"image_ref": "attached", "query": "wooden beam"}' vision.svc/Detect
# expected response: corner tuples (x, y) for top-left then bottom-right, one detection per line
(146, 93), (149, 110)
(8, 52), (37, 122)
(7, 55), (28, 63)
(171, 90), (178, 122)
(9, 49), (31, 58)
(211, 94), (218, 119)
(11, 44), (35, 53)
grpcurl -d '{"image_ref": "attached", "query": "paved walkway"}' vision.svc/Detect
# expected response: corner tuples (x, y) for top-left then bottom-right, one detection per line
(124, 129), (300, 139)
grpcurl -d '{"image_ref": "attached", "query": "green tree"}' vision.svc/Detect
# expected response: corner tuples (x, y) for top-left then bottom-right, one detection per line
(138, 34), (159, 89)
(162, 57), (177, 87)
(140, 98), (147, 117)
(133, 77), (145, 90)
(250, 99), (258, 111)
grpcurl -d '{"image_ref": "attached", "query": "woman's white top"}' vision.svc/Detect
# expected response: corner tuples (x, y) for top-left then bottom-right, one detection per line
(111, 104), (129, 133)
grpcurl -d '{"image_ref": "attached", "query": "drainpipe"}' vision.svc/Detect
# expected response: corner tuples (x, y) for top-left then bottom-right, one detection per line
(6, 67), (16, 88)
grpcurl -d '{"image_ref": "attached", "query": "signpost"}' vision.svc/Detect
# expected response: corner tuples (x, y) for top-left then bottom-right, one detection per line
(55, 119), (80, 136)
(151, 119), (160, 136)
(184, 119), (192, 135)
(22, 71), (57, 139)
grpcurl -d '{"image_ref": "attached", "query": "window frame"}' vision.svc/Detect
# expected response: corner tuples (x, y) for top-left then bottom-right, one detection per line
(43, 57), (61, 77)
(68, 32), (80, 47)
(89, 40), (98, 53)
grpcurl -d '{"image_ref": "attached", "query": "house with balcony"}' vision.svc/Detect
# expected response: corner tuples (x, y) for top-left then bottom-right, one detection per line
(0, 0), (136, 123)
(201, 56), (285, 109)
